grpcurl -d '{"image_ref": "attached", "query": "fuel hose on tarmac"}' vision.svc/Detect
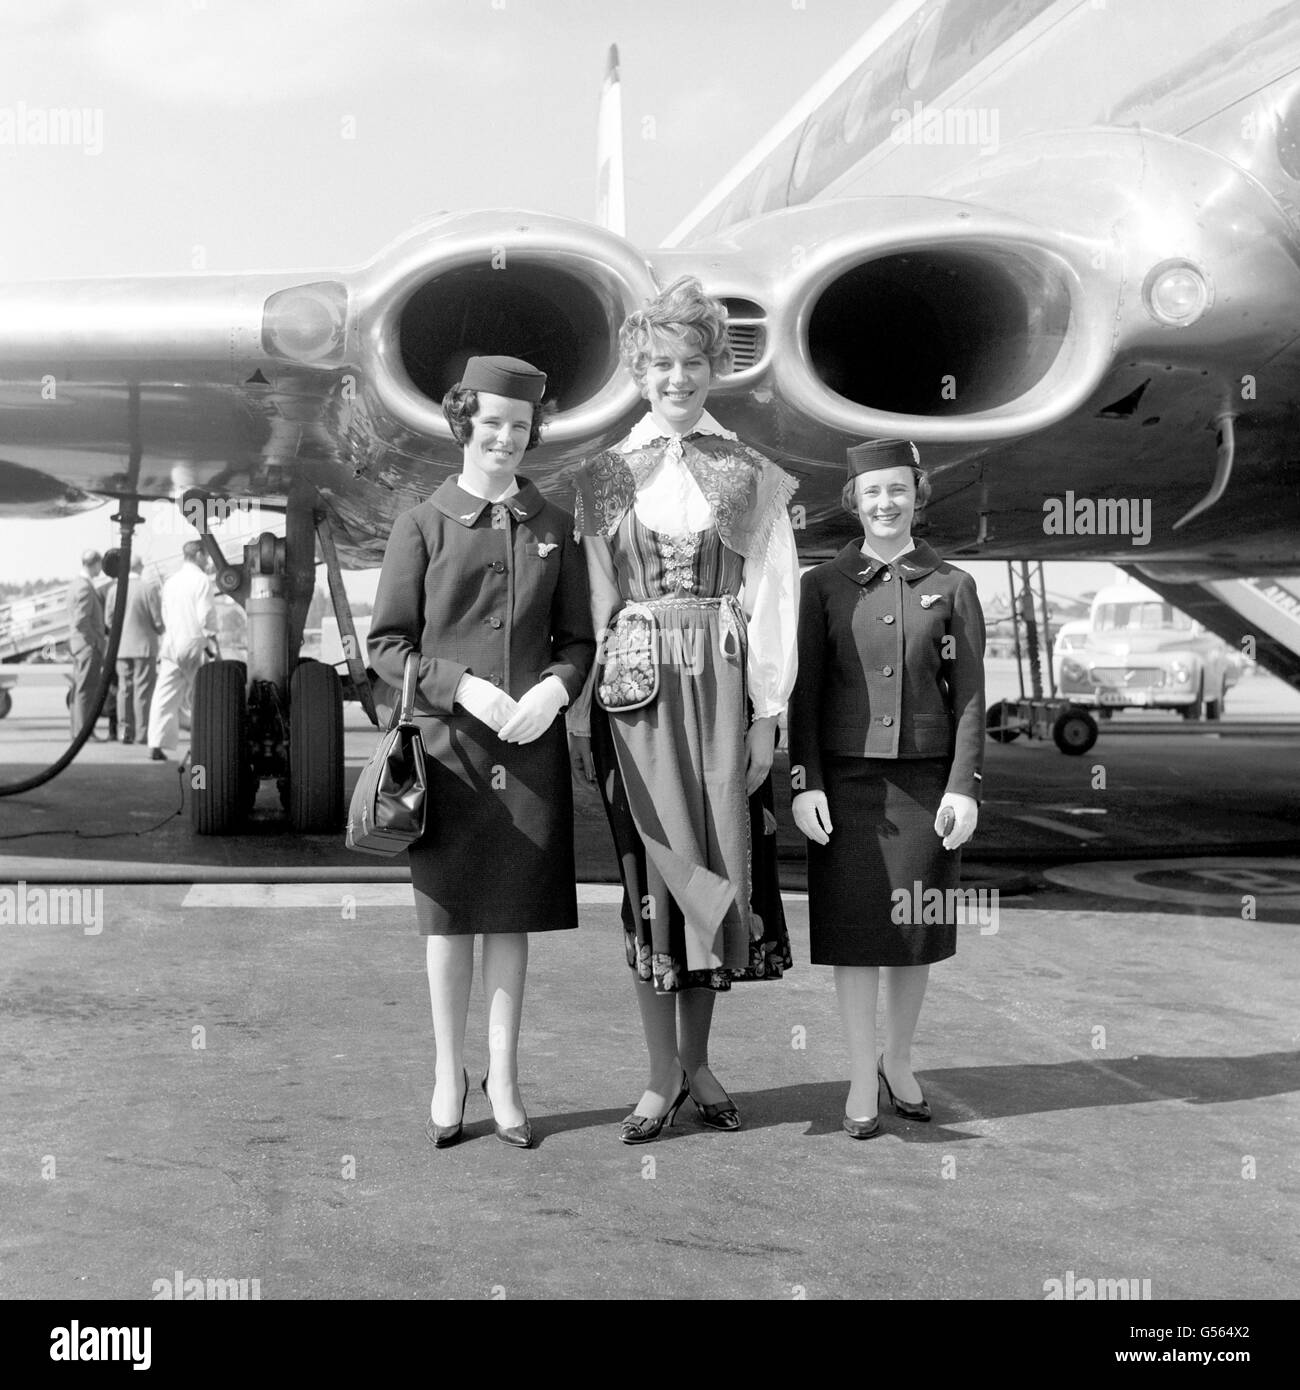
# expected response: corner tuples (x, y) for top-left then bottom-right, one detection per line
(0, 522), (136, 797)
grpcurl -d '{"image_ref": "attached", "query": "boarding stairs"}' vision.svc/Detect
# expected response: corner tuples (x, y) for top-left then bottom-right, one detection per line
(1120, 567), (1300, 691)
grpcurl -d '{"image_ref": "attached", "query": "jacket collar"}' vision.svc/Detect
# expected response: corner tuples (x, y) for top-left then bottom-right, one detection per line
(431, 475), (545, 528)
(832, 537), (943, 586)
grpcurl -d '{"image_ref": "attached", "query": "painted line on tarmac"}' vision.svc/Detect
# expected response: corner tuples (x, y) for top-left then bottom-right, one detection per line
(1013, 813), (1106, 841)
(181, 882), (632, 908)
(1041, 857), (1300, 911)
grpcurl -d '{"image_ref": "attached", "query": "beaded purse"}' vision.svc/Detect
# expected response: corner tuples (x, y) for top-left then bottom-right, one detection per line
(596, 602), (659, 712)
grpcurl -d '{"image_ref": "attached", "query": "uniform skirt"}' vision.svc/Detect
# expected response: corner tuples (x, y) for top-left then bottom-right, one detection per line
(807, 756), (958, 966)
(407, 710), (578, 936)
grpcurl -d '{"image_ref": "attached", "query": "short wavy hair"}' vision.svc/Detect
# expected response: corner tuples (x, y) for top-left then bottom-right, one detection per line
(442, 386), (545, 451)
(619, 275), (733, 385)
(841, 463), (933, 516)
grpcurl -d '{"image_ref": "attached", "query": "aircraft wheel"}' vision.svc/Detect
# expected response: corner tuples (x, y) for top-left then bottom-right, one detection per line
(0, 687), (11, 718)
(1052, 705), (1098, 756)
(288, 659), (344, 832)
(191, 660), (250, 834)
(985, 700), (1021, 743)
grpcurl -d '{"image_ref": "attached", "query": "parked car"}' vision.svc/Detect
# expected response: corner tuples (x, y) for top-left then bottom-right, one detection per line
(1050, 618), (1092, 691)
(1056, 579), (1239, 719)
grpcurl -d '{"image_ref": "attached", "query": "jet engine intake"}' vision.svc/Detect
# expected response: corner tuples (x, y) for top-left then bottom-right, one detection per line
(807, 245), (1073, 416)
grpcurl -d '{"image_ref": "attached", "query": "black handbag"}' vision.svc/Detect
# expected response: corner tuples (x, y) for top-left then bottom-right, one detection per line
(345, 652), (428, 856)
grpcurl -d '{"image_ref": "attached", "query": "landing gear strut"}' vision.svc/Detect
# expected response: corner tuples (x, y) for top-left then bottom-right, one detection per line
(185, 491), (345, 835)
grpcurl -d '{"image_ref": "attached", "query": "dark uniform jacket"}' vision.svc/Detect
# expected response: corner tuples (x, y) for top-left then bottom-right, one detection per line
(368, 476), (594, 713)
(788, 538), (986, 801)
(66, 575), (105, 656)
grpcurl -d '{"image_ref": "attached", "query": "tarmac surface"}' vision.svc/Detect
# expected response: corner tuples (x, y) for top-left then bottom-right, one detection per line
(1, 662), (1297, 1301)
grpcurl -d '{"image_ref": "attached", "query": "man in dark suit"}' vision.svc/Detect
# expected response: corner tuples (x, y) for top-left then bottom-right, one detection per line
(66, 549), (106, 740)
(105, 555), (163, 744)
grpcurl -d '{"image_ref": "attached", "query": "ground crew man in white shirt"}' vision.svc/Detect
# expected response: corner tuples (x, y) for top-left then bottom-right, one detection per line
(147, 541), (217, 760)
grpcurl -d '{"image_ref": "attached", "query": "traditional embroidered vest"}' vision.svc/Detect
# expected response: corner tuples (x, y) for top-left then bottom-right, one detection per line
(573, 433), (797, 568)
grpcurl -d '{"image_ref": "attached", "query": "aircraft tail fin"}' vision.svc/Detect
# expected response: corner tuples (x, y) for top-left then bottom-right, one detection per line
(595, 43), (625, 236)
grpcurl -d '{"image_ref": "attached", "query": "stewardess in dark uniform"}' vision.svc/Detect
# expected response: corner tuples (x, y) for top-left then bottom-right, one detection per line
(369, 356), (595, 1149)
(788, 439), (985, 1137)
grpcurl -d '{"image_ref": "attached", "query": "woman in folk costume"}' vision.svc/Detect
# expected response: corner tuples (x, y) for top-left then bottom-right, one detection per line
(369, 356), (595, 1150)
(569, 277), (799, 1142)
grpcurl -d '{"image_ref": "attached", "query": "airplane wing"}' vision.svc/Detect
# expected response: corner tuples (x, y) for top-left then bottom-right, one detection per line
(1, 0), (1297, 575)
(4, 0), (1300, 834)
(0, 213), (662, 566)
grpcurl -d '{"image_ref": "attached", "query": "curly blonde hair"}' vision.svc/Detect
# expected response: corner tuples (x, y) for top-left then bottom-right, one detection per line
(619, 275), (733, 385)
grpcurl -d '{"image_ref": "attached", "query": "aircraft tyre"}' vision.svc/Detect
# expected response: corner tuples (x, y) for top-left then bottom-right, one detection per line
(1052, 705), (1098, 756)
(191, 660), (251, 834)
(0, 687), (11, 719)
(288, 659), (344, 832)
(985, 700), (1021, 743)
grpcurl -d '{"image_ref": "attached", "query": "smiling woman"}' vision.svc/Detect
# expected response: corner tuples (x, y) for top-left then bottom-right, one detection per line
(569, 276), (800, 1144)
(367, 354), (596, 1152)
(789, 437), (986, 1138)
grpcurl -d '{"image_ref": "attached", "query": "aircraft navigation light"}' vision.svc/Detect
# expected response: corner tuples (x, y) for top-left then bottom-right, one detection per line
(1143, 260), (1212, 327)
(261, 281), (348, 366)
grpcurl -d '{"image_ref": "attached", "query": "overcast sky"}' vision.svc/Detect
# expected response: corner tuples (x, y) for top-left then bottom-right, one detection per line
(0, 0), (1115, 602)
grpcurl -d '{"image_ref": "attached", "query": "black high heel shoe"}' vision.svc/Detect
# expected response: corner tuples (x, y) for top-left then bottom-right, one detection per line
(842, 1111), (881, 1140)
(425, 1067), (469, 1147)
(878, 1054), (931, 1122)
(690, 1077), (741, 1131)
(480, 1070), (533, 1149)
(620, 1073), (690, 1145)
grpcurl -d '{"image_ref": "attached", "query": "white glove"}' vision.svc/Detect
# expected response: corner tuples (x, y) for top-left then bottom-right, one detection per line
(792, 790), (833, 845)
(498, 675), (568, 744)
(936, 792), (978, 850)
(454, 674), (518, 733)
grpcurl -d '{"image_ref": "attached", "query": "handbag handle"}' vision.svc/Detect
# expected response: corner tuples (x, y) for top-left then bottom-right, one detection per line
(397, 651), (420, 725)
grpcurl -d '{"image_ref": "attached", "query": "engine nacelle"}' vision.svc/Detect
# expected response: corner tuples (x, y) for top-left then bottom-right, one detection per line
(352, 211), (659, 450)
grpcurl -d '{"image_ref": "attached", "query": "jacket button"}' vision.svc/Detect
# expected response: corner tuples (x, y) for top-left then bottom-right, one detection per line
(881, 570), (892, 582)
(493, 561), (506, 573)
(488, 673), (502, 686)
(882, 614), (895, 624)
(487, 616), (502, 629)
(881, 715), (894, 726)
(882, 665), (894, 676)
